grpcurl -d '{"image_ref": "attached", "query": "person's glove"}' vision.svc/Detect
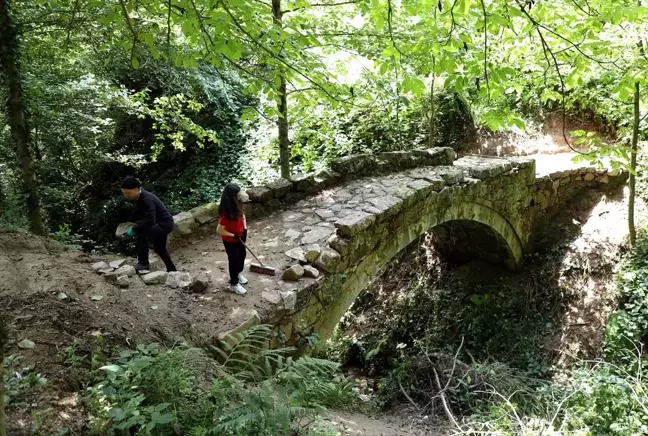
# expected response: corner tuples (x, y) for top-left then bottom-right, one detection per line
(126, 228), (136, 238)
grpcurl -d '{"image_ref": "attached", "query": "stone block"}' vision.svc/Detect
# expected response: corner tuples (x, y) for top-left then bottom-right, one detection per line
(454, 156), (513, 179)
(280, 291), (297, 310)
(313, 169), (339, 189)
(109, 259), (126, 269)
(285, 247), (307, 263)
(441, 147), (457, 163)
(410, 148), (437, 159)
(584, 173), (595, 181)
(103, 271), (118, 283)
(190, 202), (219, 225)
(142, 271), (168, 285)
(304, 244), (321, 263)
(303, 265), (320, 278)
(332, 154), (375, 175)
(174, 212), (196, 235)
(267, 178), (293, 198)
(115, 222), (135, 238)
(366, 195), (403, 217)
(282, 265), (305, 281)
(385, 185), (416, 204)
(262, 290), (282, 305)
(248, 185), (273, 202)
(334, 210), (376, 237)
(92, 261), (110, 272)
(328, 234), (351, 257)
(191, 272), (210, 293)
(314, 248), (341, 272)
(114, 265), (136, 277)
(291, 173), (317, 192)
(433, 166), (464, 184)
(301, 226), (334, 245)
(379, 151), (411, 169)
(218, 310), (261, 342)
(166, 271), (192, 289)
(315, 209), (335, 219)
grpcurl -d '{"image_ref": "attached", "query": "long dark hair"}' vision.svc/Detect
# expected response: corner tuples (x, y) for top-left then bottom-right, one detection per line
(218, 183), (242, 220)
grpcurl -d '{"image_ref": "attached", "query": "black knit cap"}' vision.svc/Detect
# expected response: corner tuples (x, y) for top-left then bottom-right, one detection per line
(121, 176), (142, 189)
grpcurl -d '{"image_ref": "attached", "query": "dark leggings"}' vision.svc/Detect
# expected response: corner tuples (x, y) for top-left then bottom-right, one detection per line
(136, 221), (176, 272)
(223, 230), (247, 285)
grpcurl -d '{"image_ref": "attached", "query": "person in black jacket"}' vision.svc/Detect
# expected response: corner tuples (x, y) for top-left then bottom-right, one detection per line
(121, 176), (177, 273)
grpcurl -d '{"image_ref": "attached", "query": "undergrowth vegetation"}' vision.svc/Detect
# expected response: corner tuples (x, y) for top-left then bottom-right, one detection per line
(63, 325), (355, 435)
(2, 355), (47, 408)
(327, 225), (648, 435)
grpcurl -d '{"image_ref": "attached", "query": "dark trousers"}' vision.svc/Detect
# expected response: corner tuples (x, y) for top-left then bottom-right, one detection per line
(223, 230), (247, 285)
(137, 221), (176, 272)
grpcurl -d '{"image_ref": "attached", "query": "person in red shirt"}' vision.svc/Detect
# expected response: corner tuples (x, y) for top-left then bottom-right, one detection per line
(217, 183), (248, 295)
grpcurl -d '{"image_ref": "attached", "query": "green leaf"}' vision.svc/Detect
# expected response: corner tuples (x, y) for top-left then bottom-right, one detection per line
(402, 76), (426, 96)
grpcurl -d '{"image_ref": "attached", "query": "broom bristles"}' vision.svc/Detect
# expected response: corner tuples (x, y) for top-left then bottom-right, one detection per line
(250, 263), (276, 276)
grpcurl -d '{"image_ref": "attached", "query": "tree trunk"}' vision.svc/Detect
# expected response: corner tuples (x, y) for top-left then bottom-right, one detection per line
(272, 0), (290, 179)
(629, 80), (640, 246)
(428, 58), (436, 148)
(277, 77), (290, 179)
(0, 0), (45, 234)
(0, 320), (7, 436)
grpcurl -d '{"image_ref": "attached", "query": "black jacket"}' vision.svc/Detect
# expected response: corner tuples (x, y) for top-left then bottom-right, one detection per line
(133, 190), (174, 232)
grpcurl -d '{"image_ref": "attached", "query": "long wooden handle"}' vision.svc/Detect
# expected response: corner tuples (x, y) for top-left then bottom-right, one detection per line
(239, 239), (265, 267)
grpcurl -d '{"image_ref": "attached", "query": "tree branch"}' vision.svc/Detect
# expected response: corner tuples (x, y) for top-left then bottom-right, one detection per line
(516, 3), (619, 69)
(219, 0), (343, 103)
(386, 0), (405, 58)
(284, 0), (358, 14)
(118, 0), (138, 65)
(166, 0), (172, 61)
(480, 0), (490, 100)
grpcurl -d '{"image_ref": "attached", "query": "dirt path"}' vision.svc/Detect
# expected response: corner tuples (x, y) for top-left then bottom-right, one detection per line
(321, 409), (447, 435)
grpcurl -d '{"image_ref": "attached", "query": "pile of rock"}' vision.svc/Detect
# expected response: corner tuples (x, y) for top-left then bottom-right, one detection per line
(92, 260), (134, 288)
(281, 244), (325, 281)
(91, 260), (210, 293)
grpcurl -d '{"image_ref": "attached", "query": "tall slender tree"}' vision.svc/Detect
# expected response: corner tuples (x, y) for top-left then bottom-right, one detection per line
(0, 319), (7, 436)
(272, 0), (290, 178)
(0, 0), (44, 234)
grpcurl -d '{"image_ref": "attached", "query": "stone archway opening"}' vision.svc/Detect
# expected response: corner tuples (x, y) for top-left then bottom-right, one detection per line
(430, 219), (517, 268)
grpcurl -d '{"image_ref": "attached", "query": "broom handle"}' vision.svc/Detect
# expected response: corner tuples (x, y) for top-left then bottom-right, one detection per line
(239, 239), (265, 267)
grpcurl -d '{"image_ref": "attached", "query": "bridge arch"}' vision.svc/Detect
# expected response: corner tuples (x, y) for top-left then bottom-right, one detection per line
(311, 201), (524, 342)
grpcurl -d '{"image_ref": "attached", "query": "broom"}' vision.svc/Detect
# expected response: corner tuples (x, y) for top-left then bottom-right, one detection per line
(240, 239), (276, 276)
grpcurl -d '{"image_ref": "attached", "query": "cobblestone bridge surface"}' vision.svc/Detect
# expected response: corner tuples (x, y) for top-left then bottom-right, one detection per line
(148, 149), (624, 347)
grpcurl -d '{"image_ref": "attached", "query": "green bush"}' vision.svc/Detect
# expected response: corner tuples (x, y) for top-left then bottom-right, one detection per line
(288, 90), (474, 174)
(456, 232), (648, 435)
(605, 230), (648, 369)
(85, 325), (356, 435)
(0, 165), (29, 231)
(3, 355), (47, 406)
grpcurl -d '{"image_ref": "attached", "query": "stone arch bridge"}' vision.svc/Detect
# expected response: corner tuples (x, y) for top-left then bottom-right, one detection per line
(168, 149), (624, 347)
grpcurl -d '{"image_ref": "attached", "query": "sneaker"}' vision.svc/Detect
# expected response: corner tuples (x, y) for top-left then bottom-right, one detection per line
(135, 263), (150, 274)
(238, 274), (248, 285)
(230, 284), (247, 295)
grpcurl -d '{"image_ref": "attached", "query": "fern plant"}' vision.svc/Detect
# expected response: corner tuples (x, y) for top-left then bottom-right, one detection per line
(85, 325), (357, 435)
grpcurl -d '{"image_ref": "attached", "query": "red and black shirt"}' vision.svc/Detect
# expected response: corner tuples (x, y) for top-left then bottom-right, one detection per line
(219, 213), (245, 243)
